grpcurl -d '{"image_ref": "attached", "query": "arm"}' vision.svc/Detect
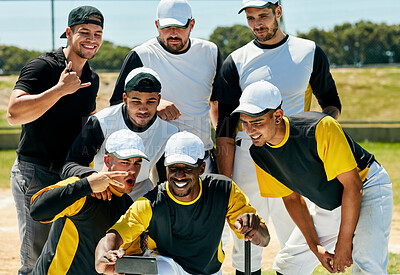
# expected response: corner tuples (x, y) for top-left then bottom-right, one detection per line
(282, 192), (335, 273)
(60, 116), (105, 179)
(95, 230), (125, 275)
(110, 50), (143, 106)
(215, 55), (242, 178)
(333, 168), (363, 272)
(7, 61), (91, 125)
(234, 213), (270, 247)
(209, 100), (218, 129)
(215, 103), (240, 178)
(30, 172), (127, 222)
(310, 45), (342, 120)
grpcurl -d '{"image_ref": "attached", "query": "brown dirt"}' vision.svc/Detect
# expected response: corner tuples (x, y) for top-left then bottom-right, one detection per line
(1, 187), (399, 275)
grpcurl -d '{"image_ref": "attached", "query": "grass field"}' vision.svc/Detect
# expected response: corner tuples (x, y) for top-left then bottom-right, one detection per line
(0, 67), (399, 274)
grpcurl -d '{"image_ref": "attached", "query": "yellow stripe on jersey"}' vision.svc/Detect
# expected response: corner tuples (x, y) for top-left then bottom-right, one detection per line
(110, 197), (153, 249)
(225, 182), (266, 240)
(304, 83), (313, 112)
(254, 162), (293, 198)
(48, 218), (79, 275)
(315, 116), (357, 181)
(31, 177), (87, 223)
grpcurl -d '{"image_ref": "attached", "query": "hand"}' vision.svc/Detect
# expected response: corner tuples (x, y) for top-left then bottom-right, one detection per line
(332, 240), (353, 273)
(234, 213), (261, 243)
(88, 171), (128, 201)
(157, 99), (181, 120)
(97, 248), (125, 275)
(58, 61), (91, 96)
(313, 245), (336, 273)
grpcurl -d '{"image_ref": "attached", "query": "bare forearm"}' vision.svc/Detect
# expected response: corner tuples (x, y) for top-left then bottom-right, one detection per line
(95, 231), (123, 274)
(216, 137), (235, 178)
(7, 87), (64, 125)
(283, 194), (321, 254)
(209, 101), (218, 129)
(337, 184), (362, 246)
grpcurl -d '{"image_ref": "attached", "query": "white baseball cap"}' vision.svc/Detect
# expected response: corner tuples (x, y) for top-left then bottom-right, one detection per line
(232, 80), (282, 117)
(105, 129), (149, 161)
(156, 0), (192, 29)
(238, 0), (279, 14)
(164, 131), (205, 167)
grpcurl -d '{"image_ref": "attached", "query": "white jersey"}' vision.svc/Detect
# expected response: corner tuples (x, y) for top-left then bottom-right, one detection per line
(132, 38), (219, 150)
(93, 103), (178, 182)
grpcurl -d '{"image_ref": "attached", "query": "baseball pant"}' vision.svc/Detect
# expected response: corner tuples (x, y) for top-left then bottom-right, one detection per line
(273, 161), (393, 274)
(10, 159), (59, 275)
(228, 132), (296, 272)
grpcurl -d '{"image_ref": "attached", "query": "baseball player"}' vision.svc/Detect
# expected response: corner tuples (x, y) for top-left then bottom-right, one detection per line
(233, 80), (393, 274)
(30, 130), (148, 274)
(61, 67), (178, 201)
(94, 131), (271, 275)
(7, 6), (104, 274)
(109, 0), (223, 173)
(215, 1), (342, 273)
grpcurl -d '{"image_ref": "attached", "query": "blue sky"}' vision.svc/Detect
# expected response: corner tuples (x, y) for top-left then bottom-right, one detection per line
(1, 0), (400, 51)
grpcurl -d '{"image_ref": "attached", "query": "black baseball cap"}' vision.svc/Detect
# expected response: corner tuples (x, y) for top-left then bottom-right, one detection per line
(124, 68), (162, 94)
(60, 6), (104, 38)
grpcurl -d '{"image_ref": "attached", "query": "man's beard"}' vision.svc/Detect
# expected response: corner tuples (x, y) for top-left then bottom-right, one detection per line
(254, 17), (279, 42)
(164, 37), (187, 53)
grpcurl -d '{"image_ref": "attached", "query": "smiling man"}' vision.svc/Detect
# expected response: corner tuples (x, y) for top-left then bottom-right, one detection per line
(30, 130), (148, 274)
(6, 6), (104, 274)
(234, 80), (393, 274)
(95, 131), (271, 275)
(61, 67), (178, 201)
(109, 0), (223, 174)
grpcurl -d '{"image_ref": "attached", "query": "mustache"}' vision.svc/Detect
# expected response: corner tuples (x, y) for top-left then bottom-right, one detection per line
(254, 26), (268, 32)
(167, 37), (182, 42)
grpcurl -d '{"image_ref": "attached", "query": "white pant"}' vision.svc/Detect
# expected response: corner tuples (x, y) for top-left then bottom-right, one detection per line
(273, 161), (393, 274)
(152, 254), (222, 275)
(228, 132), (296, 272)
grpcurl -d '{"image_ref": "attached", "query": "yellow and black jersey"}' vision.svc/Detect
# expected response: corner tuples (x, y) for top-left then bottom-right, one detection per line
(30, 177), (133, 275)
(250, 112), (375, 210)
(110, 174), (263, 274)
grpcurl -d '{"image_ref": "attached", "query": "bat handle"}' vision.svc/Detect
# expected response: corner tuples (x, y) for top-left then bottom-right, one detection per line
(245, 240), (251, 275)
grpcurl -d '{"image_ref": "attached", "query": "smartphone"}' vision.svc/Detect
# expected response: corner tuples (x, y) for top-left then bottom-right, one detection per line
(114, 255), (158, 274)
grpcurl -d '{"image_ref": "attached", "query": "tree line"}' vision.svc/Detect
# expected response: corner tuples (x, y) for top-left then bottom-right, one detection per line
(1, 20), (399, 74)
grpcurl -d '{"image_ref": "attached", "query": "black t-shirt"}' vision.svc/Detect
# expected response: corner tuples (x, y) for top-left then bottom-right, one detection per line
(14, 47), (99, 168)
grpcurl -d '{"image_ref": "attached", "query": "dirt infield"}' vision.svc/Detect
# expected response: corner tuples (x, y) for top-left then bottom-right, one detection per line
(1, 187), (399, 274)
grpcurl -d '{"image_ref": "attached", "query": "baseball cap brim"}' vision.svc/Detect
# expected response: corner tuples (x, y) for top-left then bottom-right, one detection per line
(164, 154), (199, 167)
(238, 1), (278, 14)
(158, 18), (190, 29)
(231, 103), (272, 117)
(113, 149), (149, 161)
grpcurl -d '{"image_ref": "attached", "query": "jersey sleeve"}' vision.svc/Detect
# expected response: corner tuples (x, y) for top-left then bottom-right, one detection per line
(14, 58), (51, 94)
(315, 116), (357, 180)
(110, 50), (144, 105)
(30, 177), (91, 222)
(109, 197), (153, 248)
(254, 162), (294, 198)
(310, 45), (342, 111)
(60, 116), (105, 179)
(225, 182), (266, 239)
(210, 49), (224, 102)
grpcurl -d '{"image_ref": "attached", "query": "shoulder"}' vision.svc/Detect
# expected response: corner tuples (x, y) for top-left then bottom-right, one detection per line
(134, 38), (159, 53)
(287, 35), (316, 52)
(201, 174), (232, 192)
(94, 103), (123, 120)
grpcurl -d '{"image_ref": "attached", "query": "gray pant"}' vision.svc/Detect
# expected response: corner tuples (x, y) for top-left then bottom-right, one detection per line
(10, 158), (60, 275)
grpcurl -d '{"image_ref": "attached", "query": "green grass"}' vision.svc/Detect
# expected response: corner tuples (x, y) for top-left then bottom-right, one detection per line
(0, 149), (15, 188)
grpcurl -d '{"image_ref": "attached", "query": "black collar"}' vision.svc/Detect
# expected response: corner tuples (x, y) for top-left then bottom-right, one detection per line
(253, 34), (289, 49)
